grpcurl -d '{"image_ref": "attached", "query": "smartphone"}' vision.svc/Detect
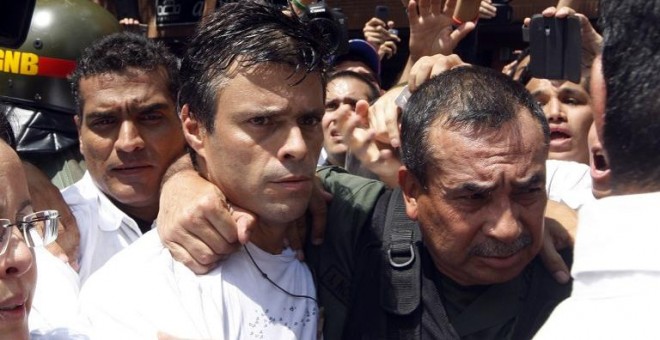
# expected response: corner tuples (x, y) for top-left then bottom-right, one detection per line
(452, 0), (480, 24)
(375, 5), (389, 22)
(528, 14), (582, 83)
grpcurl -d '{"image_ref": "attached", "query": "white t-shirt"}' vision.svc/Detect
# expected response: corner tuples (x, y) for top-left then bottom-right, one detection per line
(545, 159), (595, 210)
(79, 230), (319, 340)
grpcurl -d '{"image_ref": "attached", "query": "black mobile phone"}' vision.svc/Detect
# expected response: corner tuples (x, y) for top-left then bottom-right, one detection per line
(375, 5), (389, 22)
(528, 14), (582, 83)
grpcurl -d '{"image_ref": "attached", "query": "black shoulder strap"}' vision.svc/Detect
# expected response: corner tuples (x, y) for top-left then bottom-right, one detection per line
(379, 187), (423, 340)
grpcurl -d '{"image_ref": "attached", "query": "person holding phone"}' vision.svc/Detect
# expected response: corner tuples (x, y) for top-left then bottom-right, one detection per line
(363, 5), (401, 60)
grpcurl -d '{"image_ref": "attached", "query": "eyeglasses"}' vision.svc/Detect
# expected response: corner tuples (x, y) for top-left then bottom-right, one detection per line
(0, 210), (59, 256)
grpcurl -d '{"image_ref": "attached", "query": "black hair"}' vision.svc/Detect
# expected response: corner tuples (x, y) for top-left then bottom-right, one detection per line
(70, 32), (180, 116)
(599, 0), (660, 191)
(400, 66), (549, 187)
(327, 70), (380, 103)
(179, 1), (331, 133)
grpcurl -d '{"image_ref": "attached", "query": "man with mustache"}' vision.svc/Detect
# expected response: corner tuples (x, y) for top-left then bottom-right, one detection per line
(335, 65), (571, 339)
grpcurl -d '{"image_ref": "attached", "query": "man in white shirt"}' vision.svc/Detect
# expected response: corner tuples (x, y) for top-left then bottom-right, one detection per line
(79, 3), (330, 339)
(64, 32), (186, 284)
(535, 1), (660, 338)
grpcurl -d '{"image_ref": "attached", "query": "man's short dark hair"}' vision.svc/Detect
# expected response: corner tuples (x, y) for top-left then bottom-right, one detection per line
(328, 70), (380, 103)
(179, 1), (330, 134)
(600, 0), (660, 191)
(70, 32), (180, 116)
(400, 66), (549, 187)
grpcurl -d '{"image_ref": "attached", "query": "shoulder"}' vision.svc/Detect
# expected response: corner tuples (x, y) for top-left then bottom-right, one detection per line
(318, 166), (387, 212)
(61, 172), (100, 207)
(80, 230), (168, 297)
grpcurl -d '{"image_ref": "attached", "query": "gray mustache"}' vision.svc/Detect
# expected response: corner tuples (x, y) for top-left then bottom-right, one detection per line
(470, 233), (533, 257)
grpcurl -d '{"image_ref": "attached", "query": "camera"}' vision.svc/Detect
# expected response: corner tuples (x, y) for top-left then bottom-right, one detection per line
(304, 2), (349, 56)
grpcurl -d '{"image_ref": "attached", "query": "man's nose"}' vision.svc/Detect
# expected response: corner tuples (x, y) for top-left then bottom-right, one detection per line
(115, 121), (145, 152)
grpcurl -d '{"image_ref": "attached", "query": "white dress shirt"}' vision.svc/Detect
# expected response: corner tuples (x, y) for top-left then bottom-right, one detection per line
(535, 191), (660, 339)
(61, 171), (151, 285)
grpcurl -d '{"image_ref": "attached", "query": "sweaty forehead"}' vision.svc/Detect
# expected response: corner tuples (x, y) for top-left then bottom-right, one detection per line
(427, 114), (547, 182)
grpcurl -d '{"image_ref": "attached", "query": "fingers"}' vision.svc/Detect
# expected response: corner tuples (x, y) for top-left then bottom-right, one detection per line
(285, 218), (306, 260)
(157, 169), (257, 273)
(540, 225), (571, 284)
(448, 21), (476, 48)
(119, 17), (140, 25)
(364, 17), (399, 47)
(409, 54), (465, 92)
(380, 99), (401, 148)
(407, 0), (420, 22)
(430, 0), (443, 15)
(164, 237), (229, 275)
(366, 97), (397, 146)
(479, 0), (497, 19)
(417, 0), (432, 17)
(308, 176), (330, 246)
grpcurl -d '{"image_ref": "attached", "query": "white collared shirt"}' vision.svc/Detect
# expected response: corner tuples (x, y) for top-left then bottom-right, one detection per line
(535, 191), (660, 339)
(61, 171), (152, 285)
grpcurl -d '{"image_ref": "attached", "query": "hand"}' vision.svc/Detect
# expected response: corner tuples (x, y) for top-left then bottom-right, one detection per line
(368, 85), (406, 148)
(119, 17), (140, 26)
(539, 199), (577, 284)
(363, 17), (401, 48)
(337, 100), (402, 188)
(478, 0), (497, 19)
(378, 40), (399, 60)
(157, 168), (256, 274)
(22, 161), (80, 271)
(407, 0), (475, 61)
(285, 176), (332, 260)
(408, 53), (467, 91)
(523, 7), (602, 73)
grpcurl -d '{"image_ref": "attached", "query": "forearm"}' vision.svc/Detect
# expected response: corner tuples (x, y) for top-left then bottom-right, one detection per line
(160, 152), (195, 190)
(394, 57), (415, 86)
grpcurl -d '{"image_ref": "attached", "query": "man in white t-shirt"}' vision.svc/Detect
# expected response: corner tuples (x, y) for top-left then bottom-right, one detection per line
(79, 3), (331, 339)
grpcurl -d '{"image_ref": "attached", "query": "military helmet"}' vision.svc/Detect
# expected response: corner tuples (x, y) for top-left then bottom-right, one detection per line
(0, 0), (120, 114)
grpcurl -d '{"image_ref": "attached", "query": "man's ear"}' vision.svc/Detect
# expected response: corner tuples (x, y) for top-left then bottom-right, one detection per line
(181, 104), (205, 158)
(399, 166), (421, 221)
(74, 115), (84, 157)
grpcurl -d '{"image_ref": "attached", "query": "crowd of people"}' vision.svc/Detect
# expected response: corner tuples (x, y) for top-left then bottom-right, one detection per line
(0, 0), (658, 339)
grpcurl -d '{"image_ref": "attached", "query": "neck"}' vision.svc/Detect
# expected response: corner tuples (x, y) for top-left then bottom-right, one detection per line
(110, 197), (158, 224)
(249, 220), (295, 255)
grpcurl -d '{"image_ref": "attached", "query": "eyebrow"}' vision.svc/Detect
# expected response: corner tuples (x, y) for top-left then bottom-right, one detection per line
(448, 182), (496, 195)
(559, 87), (588, 98)
(512, 173), (545, 189)
(447, 172), (544, 193)
(85, 103), (171, 120)
(14, 199), (32, 220)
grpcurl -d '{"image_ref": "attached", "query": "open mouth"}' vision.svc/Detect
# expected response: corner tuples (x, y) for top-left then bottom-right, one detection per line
(593, 152), (608, 171)
(550, 131), (570, 141)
